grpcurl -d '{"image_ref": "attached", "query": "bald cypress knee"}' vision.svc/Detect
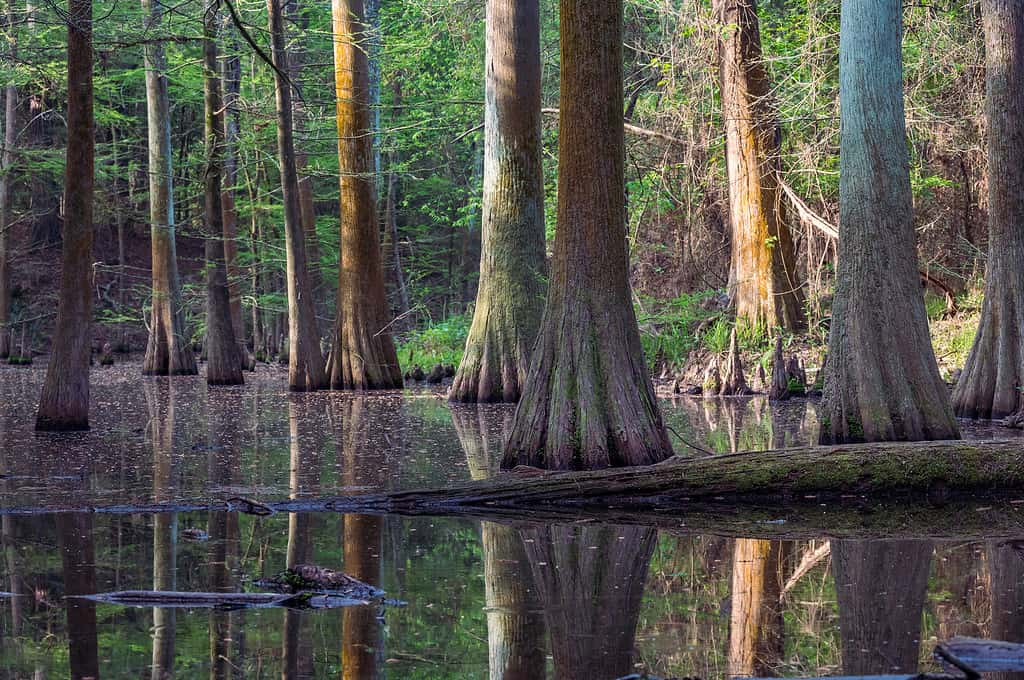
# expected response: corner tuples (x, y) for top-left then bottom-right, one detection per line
(450, 0), (546, 404)
(267, 0), (326, 391)
(500, 0), (672, 470)
(35, 0), (93, 430)
(202, 0), (242, 386)
(819, 0), (958, 443)
(141, 0), (196, 377)
(952, 0), (1024, 422)
(715, 0), (803, 333)
(330, 0), (402, 390)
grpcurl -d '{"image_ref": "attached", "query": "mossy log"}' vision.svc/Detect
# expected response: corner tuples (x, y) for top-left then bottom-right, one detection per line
(11, 440), (1024, 539)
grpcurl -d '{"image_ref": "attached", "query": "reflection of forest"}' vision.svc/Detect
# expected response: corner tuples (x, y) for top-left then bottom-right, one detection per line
(2, 399), (1024, 678)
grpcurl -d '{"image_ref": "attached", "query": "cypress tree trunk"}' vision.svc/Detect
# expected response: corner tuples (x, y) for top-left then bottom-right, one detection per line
(58, 513), (99, 680)
(145, 381), (177, 680)
(450, 0), (546, 404)
(267, 0), (326, 391)
(285, 0), (321, 296)
(500, 0), (671, 469)
(832, 540), (931, 675)
(819, 0), (958, 443)
(339, 400), (384, 680)
(524, 524), (654, 678)
(330, 0), (402, 390)
(202, 0), (242, 386)
(728, 539), (786, 677)
(454, 409), (548, 679)
(141, 0), (196, 376)
(715, 0), (803, 333)
(952, 0), (1024, 421)
(35, 0), (93, 430)
(220, 29), (246, 366)
(0, 0), (15, 359)
(988, 540), (1024, 680)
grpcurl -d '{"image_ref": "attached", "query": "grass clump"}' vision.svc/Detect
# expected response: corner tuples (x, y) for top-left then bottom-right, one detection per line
(396, 313), (471, 373)
(636, 291), (723, 367)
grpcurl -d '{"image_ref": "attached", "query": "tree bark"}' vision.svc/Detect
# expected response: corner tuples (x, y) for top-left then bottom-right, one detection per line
(268, 0), (327, 391)
(454, 409), (548, 679)
(728, 539), (787, 677)
(35, 0), (93, 430)
(715, 0), (804, 333)
(0, 0), (16, 360)
(328, 439), (1024, 516)
(953, 0), (1024, 421)
(330, 0), (402, 390)
(500, 0), (672, 469)
(833, 540), (931, 675)
(141, 0), (196, 376)
(988, 540), (1024, 680)
(221, 26), (246, 366)
(339, 399), (384, 680)
(145, 381), (177, 680)
(203, 0), (242, 386)
(58, 513), (99, 680)
(524, 523), (654, 678)
(820, 0), (958, 443)
(450, 0), (546, 404)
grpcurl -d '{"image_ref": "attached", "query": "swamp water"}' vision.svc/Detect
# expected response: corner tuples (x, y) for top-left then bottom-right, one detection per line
(0, 362), (1022, 679)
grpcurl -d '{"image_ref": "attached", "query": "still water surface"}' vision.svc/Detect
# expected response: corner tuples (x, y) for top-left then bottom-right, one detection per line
(0, 362), (1020, 678)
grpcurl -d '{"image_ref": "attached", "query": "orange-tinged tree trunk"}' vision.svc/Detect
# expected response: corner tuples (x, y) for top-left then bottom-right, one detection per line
(36, 0), (93, 430)
(728, 539), (786, 677)
(268, 0), (327, 391)
(715, 0), (803, 333)
(450, 0), (546, 403)
(221, 35), (246, 366)
(500, 0), (671, 469)
(330, 0), (402, 390)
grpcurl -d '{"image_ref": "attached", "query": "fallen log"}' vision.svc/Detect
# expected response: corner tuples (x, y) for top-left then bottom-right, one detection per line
(77, 590), (377, 610)
(344, 438), (1024, 512)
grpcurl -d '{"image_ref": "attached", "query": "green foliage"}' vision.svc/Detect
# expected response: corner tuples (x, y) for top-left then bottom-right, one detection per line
(703, 318), (732, 354)
(396, 313), (471, 371)
(636, 291), (721, 367)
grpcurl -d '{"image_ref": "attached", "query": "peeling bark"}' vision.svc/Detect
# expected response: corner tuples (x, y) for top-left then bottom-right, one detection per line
(715, 0), (804, 332)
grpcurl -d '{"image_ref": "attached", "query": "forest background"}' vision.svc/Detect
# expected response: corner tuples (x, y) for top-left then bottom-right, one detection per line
(0, 0), (986, 378)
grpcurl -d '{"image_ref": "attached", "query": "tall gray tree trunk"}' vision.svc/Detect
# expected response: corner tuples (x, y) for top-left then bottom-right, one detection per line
(819, 0), (958, 443)
(203, 0), (242, 386)
(450, 0), (547, 404)
(267, 0), (327, 391)
(952, 0), (1024, 421)
(141, 0), (196, 376)
(0, 0), (16, 359)
(500, 0), (671, 469)
(36, 0), (94, 430)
